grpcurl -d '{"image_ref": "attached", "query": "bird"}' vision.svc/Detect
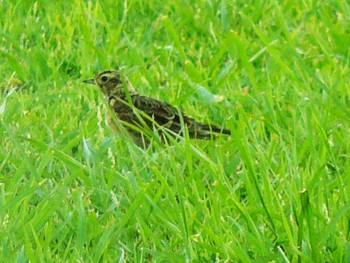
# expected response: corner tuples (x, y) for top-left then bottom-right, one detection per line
(83, 70), (230, 147)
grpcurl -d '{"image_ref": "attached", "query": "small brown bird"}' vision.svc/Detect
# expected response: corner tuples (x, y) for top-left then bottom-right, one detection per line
(83, 70), (230, 147)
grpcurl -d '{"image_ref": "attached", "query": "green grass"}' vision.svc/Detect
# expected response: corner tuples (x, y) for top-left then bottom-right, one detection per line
(1, 0), (350, 262)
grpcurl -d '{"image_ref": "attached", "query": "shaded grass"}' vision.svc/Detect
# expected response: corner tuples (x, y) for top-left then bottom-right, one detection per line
(1, 0), (350, 261)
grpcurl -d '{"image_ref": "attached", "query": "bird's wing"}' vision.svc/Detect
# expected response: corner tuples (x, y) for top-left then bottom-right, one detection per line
(111, 94), (230, 138)
(130, 94), (191, 134)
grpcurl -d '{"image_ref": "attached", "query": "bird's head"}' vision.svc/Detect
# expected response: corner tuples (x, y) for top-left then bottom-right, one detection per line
(83, 70), (124, 97)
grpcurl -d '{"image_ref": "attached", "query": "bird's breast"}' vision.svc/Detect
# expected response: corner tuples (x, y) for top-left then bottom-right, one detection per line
(108, 96), (134, 122)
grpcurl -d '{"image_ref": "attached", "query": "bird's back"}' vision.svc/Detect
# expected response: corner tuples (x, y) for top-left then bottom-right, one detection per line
(107, 93), (230, 140)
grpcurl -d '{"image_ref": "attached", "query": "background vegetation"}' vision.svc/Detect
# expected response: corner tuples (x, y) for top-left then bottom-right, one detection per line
(1, 0), (349, 261)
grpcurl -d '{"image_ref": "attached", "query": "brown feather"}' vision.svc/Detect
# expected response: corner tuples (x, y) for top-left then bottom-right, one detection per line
(84, 70), (230, 146)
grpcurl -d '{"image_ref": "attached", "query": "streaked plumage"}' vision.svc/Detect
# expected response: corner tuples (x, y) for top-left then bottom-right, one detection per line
(83, 70), (230, 147)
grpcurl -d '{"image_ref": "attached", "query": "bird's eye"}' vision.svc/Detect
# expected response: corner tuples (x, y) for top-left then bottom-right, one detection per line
(101, 76), (108, 82)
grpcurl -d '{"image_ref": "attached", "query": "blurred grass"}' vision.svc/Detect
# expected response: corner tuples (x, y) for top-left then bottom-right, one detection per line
(1, 0), (350, 261)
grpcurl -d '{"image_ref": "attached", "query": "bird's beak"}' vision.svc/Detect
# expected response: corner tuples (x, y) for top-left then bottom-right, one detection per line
(83, 78), (96, 85)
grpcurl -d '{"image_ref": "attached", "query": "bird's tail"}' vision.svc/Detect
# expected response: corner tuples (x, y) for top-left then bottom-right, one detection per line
(192, 123), (231, 139)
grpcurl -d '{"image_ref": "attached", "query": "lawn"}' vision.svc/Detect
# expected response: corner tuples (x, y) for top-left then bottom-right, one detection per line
(1, 0), (349, 262)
